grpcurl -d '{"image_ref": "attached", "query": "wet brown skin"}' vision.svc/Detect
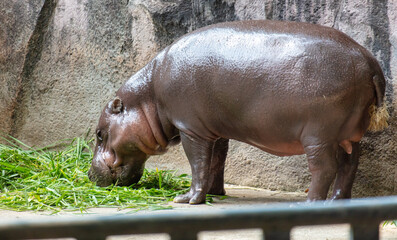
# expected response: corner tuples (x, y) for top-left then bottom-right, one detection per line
(88, 20), (386, 204)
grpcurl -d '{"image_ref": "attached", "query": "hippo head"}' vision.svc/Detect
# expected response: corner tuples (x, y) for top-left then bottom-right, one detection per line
(88, 96), (162, 187)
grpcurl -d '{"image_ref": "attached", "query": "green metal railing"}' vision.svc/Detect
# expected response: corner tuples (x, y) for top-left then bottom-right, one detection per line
(1, 196), (396, 240)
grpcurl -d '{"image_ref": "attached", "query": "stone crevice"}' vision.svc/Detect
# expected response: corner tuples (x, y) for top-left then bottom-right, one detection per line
(10, 0), (59, 137)
(369, 0), (393, 102)
(330, 0), (342, 28)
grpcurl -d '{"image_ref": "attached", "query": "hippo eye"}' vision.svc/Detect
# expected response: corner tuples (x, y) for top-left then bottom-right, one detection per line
(96, 130), (103, 142)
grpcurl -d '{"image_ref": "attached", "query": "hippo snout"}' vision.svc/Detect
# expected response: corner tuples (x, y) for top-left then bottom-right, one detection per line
(88, 155), (145, 187)
(88, 165), (113, 187)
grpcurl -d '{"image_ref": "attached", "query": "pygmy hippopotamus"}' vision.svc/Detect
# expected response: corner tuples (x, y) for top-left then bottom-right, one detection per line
(88, 20), (388, 204)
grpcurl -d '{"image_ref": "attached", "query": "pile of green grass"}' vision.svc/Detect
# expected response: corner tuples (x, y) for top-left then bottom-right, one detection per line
(0, 137), (191, 212)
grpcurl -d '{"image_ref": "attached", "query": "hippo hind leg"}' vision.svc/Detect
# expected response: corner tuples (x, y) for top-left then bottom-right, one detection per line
(331, 142), (360, 199)
(208, 138), (229, 195)
(303, 140), (339, 201)
(173, 132), (214, 204)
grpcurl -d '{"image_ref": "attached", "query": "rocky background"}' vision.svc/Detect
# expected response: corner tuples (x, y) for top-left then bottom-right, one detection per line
(1, 0), (396, 197)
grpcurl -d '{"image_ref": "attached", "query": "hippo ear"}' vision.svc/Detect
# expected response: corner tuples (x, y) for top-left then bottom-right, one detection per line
(112, 97), (123, 114)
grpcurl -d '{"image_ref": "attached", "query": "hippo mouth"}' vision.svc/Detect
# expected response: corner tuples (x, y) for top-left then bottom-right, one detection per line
(88, 166), (113, 187)
(110, 165), (144, 186)
(88, 164), (144, 187)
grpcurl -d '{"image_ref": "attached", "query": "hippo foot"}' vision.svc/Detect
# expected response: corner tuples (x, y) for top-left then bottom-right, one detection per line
(207, 187), (226, 196)
(173, 190), (206, 204)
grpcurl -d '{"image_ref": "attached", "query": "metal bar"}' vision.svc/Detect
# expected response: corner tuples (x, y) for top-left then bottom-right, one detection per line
(169, 231), (198, 240)
(76, 236), (106, 240)
(263, 228), (291, 240)
(0, 196), (396, 240)
(350, 222), (380, 240)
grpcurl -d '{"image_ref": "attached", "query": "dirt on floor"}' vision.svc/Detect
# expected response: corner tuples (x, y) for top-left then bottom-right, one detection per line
(0, 185), (396, 240)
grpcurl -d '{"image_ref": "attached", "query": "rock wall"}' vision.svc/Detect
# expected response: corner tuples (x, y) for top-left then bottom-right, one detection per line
(1, 0), (396, 197)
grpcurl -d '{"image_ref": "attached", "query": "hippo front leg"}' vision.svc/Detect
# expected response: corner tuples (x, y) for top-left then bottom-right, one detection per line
(304, 142), (338, 201)
(331, 142), (359, 199)
(173, 132), (214, 204)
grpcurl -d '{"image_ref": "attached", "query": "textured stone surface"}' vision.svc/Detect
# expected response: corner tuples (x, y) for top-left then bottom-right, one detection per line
(0, 0), (45, 137)
(1, 0), (396, 197)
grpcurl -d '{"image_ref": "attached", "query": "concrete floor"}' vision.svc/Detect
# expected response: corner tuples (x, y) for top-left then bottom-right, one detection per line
(0, 185), (396, 240)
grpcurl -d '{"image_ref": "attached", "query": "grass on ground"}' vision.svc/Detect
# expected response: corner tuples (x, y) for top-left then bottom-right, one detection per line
(0, 137), (191, 213)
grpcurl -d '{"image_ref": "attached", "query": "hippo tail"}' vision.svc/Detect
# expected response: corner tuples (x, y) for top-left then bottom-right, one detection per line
(367, 74), (389, 132)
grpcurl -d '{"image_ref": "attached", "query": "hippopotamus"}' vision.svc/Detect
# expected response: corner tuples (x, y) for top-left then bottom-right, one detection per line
(88, 20), (388, 204)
